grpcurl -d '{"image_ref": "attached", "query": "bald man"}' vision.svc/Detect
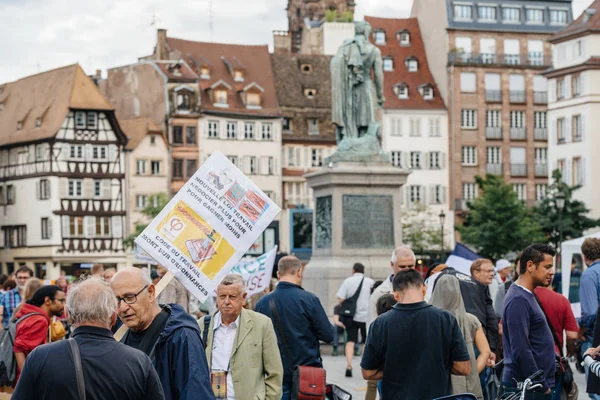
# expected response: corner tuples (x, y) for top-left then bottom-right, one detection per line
(110, 268), (214, 400)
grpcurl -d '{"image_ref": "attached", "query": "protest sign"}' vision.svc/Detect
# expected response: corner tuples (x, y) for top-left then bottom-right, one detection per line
(134, 152), (281, 302)
(134, 243), (157, 265)
(227, 246), (277, 297)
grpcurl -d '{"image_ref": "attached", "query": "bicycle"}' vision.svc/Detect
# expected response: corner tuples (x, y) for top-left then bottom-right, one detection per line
(499, 369), (546, 400)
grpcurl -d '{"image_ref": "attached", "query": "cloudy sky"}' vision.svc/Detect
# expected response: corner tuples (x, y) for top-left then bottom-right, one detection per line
(0, 0), (594, 83)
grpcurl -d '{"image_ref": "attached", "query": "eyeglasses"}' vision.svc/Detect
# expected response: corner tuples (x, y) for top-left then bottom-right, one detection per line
(116, 285), (149, 305)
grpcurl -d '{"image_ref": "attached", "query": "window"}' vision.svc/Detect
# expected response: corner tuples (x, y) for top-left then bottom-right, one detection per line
(234, 70), (244, 82)
(486, 110), (501, 127)
(136, 195), (148, 210)
(487, 146), (502, 164)
(282, 118), (291, 132)
(39, 179), (50, 200)
(480, 38), (496, 63)
(3, 226), (27, 248)
(92, 146), (107, 160)
(536, 184), (547, 201)
(557, 78), (565, 99)
(68, 180), (83, 197)
(311, 149), (323, 167)
(573, 75), (582, 97)
(409, 185), (423, 204)
(454, 4), (473, 20)
(409, 118), (421, 137)
(462, 146), (477, 166)
(526, 8), (544, 23)
(214, 89), (228, 105)
(463, 183), (478, 201)
(262, 123), (273, 140)
(485, 73), (501, 98)
(75, 112), (86, 128)
(399, 31), (410, 45)
(406, 59), (418, 72)
(136, 160), (147, 175)
(550, 9), (568, 25)
(287, 147), (297, 167)
(383, 58), (393, 72)
(513, 184), (527, 201)
(186, 126), (197, 144)
(69, 217), (84, 237)
(94, 180), (101, 197)
(207, 121), (219, 138)
(173, 159), (184, 179)
(248, 156), (257, 174)
(246, 93), (261, 107)
(70, 145), (84, 160)
(535, 148), (547, 164)
(41, 218), (50, 240)
(573, 115), (582, 141)
(461, 109), (477, 129)
(429, 118), (441, 137)
(301, 64), (313, 73)
(186, 159), (197, 178)
(422, 87), (434, 100)
(151, 161), (161, 175)
(87, 112), (98, 129)
(573, 157), (583, 185)
(478, 5), (497, 21)
(226, 121), (237, 139)
(429, 152), (441, 169)
(557, 117), (566, 143)
(510, 111), (525, 128)
(455, 37), (472, 56)
(397, 85), (408, 99)
(200, 66), (210, 79)
(527, 40), (544, 65)
(409, 152), (421, 169)
(374, 31), (386, 45)
(575, 40), (584, 57)
(96, 216), (111, 236)
(244, 123), (255, 139)
(308, 119), (319, 135)
(502, 7), (520, 22)
(227, 156), (238, 167)
(557, 159), (566, 179)
(504, 39), (520, 64)
(534, 111), (547, 129)
(267, 157), (274, 175)
(304, 89), (316, 99)
(391, 151), (402, 167)
(173, 126), (183, 144)
(176, 92), (191, 111)
(460, 72), (476, 93)
(431, 185), (443, 204)
(6, 185), (14, 205)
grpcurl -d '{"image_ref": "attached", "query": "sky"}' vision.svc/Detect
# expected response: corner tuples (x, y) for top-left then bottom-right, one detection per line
(0, 0), (595, 83)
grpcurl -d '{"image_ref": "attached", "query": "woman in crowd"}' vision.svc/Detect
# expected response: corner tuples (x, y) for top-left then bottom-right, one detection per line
(430, 275), (491, 399)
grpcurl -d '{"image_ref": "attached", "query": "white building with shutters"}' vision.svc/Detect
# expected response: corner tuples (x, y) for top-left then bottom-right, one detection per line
(545, 4), (600, 219)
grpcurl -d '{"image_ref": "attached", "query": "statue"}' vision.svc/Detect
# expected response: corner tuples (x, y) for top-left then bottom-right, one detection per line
(328, 21), (389, 163)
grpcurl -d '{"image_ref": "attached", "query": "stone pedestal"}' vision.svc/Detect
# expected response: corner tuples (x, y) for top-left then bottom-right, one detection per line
(303, 161), (409, 315)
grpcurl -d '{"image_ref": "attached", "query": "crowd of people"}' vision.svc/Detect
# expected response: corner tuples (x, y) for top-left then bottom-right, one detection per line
(1, 238), (600, 399)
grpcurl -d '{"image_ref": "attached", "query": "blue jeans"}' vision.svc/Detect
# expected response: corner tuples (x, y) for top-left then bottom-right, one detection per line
(552, 375), (562, 400)
(282, 382), (291, 400)
(582, 340), (600, 400)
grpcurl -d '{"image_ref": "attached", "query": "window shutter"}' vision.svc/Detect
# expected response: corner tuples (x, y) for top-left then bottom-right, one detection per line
(550, 118), (556, 144)
(112, 216), (123, 238)
(428, 185), (435, 205)
(565, 160), (572, 185)
(548, 80), (556, 103)
(421, 186), (427, 205)
(441, 186), (447, 204)
(36, 180), (40, 200)
(108, 145), (116, 163)
(86, 216), (95, 237)
(283, 148), (288, 167)
(60, 178), (67, 198)
(85, 144), (93, 160)
(47, 180), (51, 199)
(565, 118), (571, 143)
(202, 121), (209, 138)
(580, 73), (586, 96)
(565, 76), (572, 99)
(424, 152), (430, 169)
(48, 219), (53, 239)
(102, 180), (111, 198)
(62, 216), (69, 238)
(303, 148), (310, 169)
(441, 152), (447, 169)
(581, 114), (586, 141)
(84, 179), (93, 198)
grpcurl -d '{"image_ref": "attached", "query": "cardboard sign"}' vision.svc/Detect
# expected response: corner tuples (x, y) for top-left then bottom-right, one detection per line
(227, 246), (277, 297)
(134, 243), (158, 265)
(134, 152), (280, 302)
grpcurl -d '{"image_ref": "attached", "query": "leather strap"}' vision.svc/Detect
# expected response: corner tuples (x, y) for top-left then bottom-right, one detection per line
(67, 338), (86, 400)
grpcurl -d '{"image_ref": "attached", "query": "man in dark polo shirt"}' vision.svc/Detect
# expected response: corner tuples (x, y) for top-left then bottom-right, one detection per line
(13, 277), (164, 400)
(502, 244), (556, 397)
(361, 269), (471, 400)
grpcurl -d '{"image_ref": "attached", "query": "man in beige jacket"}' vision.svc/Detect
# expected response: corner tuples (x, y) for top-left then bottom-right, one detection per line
(200, 274), (283, 400)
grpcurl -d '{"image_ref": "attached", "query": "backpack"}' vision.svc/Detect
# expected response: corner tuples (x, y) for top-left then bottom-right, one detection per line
(0, 312), (43, 386)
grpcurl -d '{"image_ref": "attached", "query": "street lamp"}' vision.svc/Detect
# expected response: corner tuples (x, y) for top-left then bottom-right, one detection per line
(556, 193), (566, 269)
(439, 210), (446, 258)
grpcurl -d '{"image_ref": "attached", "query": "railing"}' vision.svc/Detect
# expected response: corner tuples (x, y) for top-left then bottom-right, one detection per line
(485, 90), (502, 102)
(486, 127), (503, 140)
(533, 91), (548, 104)
(510, 127), (527, 140)
(509, 91), (526, 103)
(511, 163), (527, 176)
(486, 163), (503, 175)
(535, 163), (548, 177)
(534, 128), (548, 141)
(448, 52), (552, 68)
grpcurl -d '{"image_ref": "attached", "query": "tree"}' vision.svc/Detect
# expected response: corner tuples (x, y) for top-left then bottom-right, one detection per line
(123, 193), (170, 249)
(534, 169), (600, 250)
(402, 204), (445, 255)
(325, 10), (354, 22)
(456, 174), (545, 260)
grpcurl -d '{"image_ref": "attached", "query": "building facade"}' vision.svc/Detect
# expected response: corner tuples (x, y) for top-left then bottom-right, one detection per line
(545, 1), (600, 219)
(366, 16), (454, 250)
(412, 0), (573, 238)
(0, 65), (128, 277)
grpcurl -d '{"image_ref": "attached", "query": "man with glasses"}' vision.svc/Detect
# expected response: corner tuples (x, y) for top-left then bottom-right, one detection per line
(0, 266), (33, 327)
(13, 285), (65, 382)
(111, 267), (214, 400)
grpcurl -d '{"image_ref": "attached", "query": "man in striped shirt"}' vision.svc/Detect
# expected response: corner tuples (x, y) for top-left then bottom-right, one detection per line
(0, 266), (33, 327)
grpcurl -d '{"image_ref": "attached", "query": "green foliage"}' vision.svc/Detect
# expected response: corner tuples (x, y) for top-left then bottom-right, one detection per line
(456, 175), (545, 260)
(123, 193), (170, 249)
(325, 10), (354, 22)
(325, 10), (337, 22)
(340, 11), (354, 22)
(534, 169), (600, 249)
(402, 204), (445, 254)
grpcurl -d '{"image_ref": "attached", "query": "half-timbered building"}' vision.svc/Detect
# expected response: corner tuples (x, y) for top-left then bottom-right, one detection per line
(0, 64), (128, 278)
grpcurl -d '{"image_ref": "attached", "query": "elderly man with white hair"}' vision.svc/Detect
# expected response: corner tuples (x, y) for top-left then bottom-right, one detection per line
(12, 277), (165, 400)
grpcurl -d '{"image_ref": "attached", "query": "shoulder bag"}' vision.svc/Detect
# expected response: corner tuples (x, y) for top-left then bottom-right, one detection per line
(67, 338), (86, 400)
(339, 277), (364, 320)
(269, 300), (326, 400)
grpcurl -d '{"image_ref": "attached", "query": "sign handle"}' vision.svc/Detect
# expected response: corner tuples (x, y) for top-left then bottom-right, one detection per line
(113, 271), (175, 341)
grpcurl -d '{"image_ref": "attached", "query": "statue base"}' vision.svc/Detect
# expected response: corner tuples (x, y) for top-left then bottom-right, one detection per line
(302, 161), (409, 316)
(325, 123), (391, 164)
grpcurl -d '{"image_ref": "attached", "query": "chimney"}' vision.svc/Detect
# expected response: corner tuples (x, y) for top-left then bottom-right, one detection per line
(157, 29), (168, 60)
(96, 69), (102, 78)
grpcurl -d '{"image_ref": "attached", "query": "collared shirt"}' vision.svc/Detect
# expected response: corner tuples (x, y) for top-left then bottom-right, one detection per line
(1, 288), (21, 327)
(369, 275), (393, 324)
(336, 273), (374, 323)
(211, 312), (239, 400)
(580, 260), (600, 319)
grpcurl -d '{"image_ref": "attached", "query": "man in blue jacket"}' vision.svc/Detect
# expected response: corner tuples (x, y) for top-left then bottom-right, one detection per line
(256, 256), (334, 400)
(111, 267), (215, 400)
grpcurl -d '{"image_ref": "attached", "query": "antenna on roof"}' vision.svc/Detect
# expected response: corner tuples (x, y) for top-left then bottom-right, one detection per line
(209, 0), (214, 42)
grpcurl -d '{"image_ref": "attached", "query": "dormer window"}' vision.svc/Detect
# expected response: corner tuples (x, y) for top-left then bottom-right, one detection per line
(247, 93), (261, 108)
(383, 57), (394, 72)
(168, 63), (182, 77)
(211, 80), (232, 108)
(398, 30), (410, 46)
(405, 58), (418, 72)
(301, 64), (313, 73)
(419, 85), (434, 100)
(243, 82), (265, 110)
(305, 89), (317, 99)
(36, 118), (42, 127)
(374, 30), (386, 45)
(75, 111), (86, 129)
(200, 66), (211, 79)
(177, 93), (191, 111)
(393, 83), (409, 99)
(215, 89), (228, 106)
(234, 70), (244, 82)
(87, 112), (98, 129)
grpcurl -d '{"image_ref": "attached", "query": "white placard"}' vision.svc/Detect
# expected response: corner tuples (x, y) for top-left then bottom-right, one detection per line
(227, 246), (277, 297)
